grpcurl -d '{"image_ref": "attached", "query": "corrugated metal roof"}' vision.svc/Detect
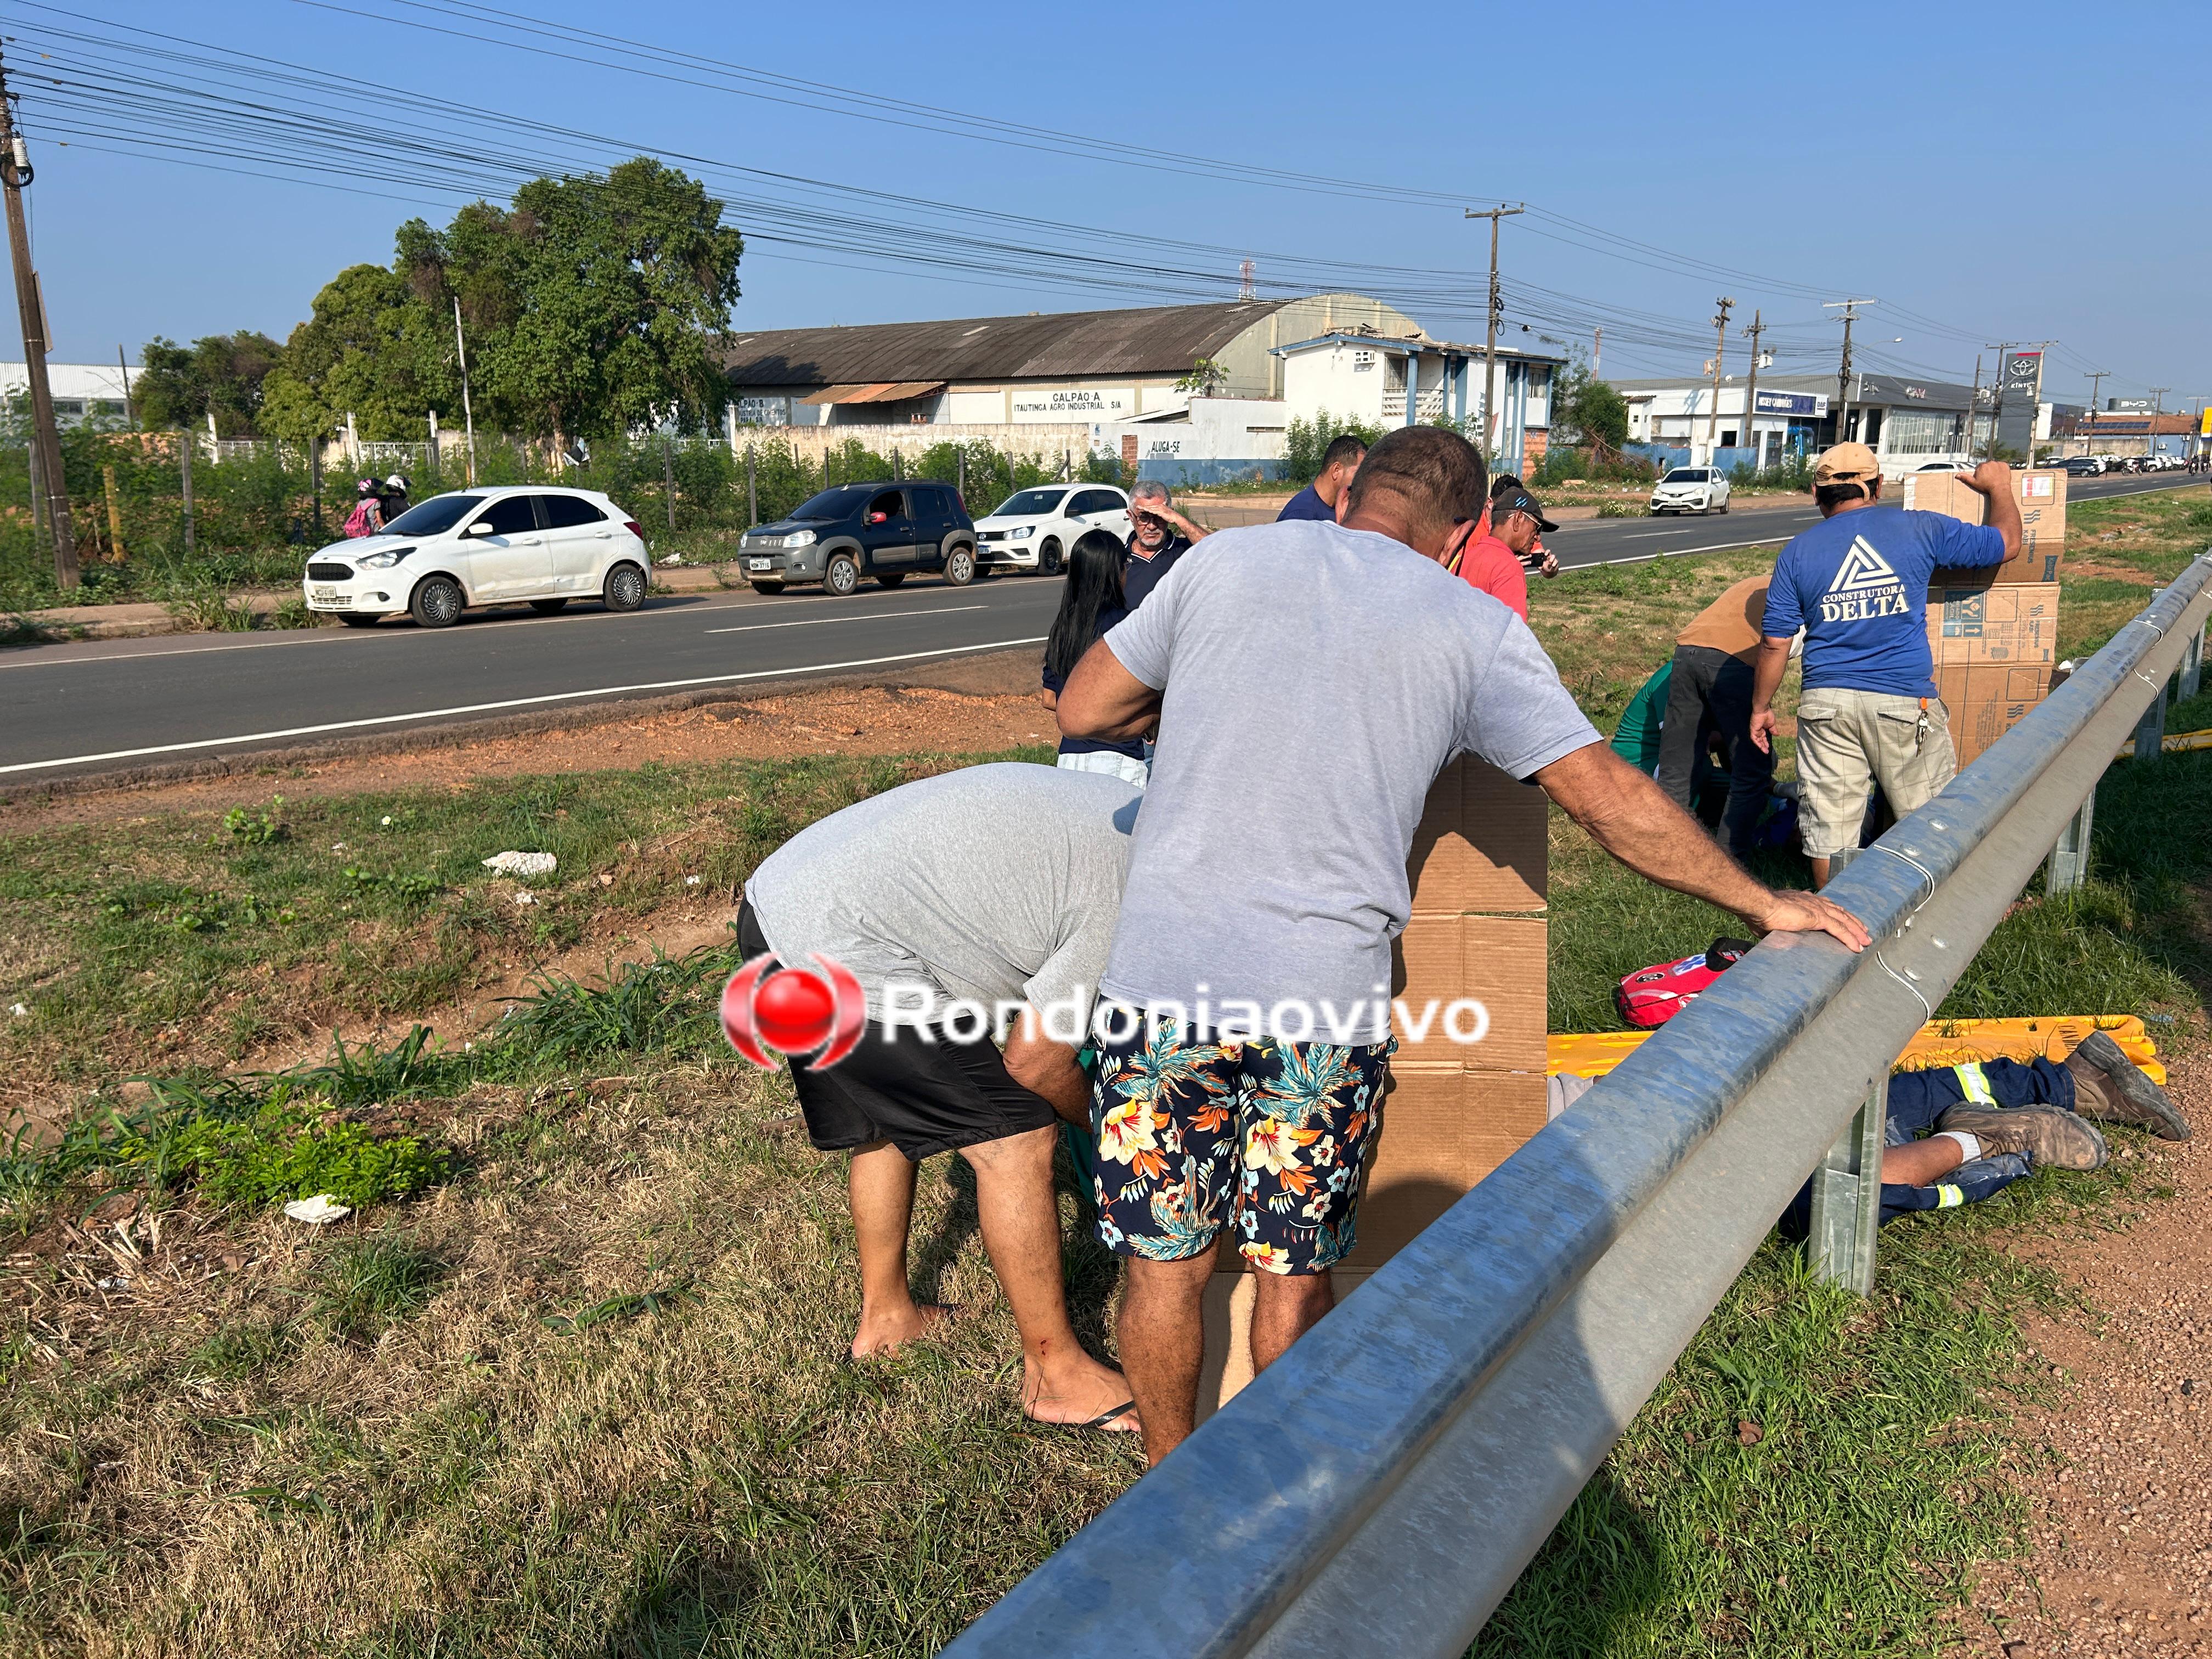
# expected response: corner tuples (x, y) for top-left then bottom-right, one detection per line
(722, 301), (1296, 388)
(800, 380), (946, 406)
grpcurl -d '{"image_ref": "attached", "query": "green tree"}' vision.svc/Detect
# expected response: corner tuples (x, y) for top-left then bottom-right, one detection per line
(131, 331), (285, 435)
(1553, 360), (1630, 452)
(257, 264), (451, 443)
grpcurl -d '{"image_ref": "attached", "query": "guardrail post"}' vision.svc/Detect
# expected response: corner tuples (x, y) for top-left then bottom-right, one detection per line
(1806, 1077), (1886, 1295)
(2132, 673), (2166, 764)
(2043, 788), (2096, 894)
(2182, 619), (2205, 701)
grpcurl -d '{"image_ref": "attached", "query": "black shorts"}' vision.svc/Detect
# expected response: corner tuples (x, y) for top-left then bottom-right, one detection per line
(737, 906), (1056, 1161)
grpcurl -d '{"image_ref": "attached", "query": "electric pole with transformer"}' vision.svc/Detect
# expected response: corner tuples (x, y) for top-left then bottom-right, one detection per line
(0, 48), (78, 588)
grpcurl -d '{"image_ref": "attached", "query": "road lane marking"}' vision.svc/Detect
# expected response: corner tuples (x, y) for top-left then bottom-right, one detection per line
(705, 605), (985, 635)
(0, 636), (1048, 776)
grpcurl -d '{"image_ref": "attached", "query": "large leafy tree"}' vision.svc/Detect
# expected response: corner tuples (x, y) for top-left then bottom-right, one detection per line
(402, 157), (744, 447)
(258, 264), (453, 443)
(131, 331), (284, 435)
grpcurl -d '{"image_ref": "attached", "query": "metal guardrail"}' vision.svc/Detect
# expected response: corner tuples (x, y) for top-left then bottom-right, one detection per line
(947, 552), (2212, 1659)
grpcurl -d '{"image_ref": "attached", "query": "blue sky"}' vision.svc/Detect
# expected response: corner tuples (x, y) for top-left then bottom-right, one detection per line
(15, 0), (2211, 408)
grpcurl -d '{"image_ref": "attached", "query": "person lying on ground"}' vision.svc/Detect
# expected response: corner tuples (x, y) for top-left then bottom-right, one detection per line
(1750, 449), (2023, 887)
(738, 763), (1145, 1434)
(1040, 529), (1149, 789)
(1056, 422), (1872, 1468)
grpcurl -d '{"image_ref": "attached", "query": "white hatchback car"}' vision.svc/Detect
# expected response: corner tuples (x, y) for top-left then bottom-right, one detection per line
(972, 484), (1131, 574)
(302, 487), (648, 628)
(1649, 467), (1731, 515)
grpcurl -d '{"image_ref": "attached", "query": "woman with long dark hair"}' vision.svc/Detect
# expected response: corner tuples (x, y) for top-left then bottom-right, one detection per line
(1039, 528), (1148, 787)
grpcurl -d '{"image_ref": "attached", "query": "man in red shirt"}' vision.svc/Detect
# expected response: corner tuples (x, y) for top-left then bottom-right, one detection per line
(1449, 484), (1558, 619)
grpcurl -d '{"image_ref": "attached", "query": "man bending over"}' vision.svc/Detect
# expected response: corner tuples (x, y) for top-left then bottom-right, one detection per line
(740, 763), (1142, 1432)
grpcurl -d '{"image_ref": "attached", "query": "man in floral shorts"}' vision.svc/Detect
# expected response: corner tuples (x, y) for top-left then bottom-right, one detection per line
(1059, 425), (1871, 1464)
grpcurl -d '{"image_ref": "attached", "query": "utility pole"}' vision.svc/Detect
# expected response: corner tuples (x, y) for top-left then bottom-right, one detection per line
(117, 345), (135, 431)
(1740, 309), (1765, 466)
(1825, 299), (1876, 450)
(1592, 326), (1601, 377)
(1967, 355), (1983, 460)
(1465, 204), (1525, 460)
(452, 296), (478, 487)
(1986, 342), (2013, 461)
(0, 52), (77, 588)
(2147, 386), (2169, 461)
(1703, 297), (1735, 452)
(2081, 369), (2109, 460)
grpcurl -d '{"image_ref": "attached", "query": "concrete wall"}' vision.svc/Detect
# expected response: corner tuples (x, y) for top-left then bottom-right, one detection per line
(728, 421), (1100, 466)
(1097, 397), (1290, 487)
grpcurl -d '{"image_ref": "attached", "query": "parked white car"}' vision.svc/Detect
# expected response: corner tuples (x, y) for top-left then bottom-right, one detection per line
(1649, 467), (1731, 515)
(302, 487), (648, 628)
(972, 484), (1131, 574)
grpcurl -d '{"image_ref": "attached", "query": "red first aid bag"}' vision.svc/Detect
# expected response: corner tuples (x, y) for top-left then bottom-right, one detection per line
(1613, 936), (1756, 1029)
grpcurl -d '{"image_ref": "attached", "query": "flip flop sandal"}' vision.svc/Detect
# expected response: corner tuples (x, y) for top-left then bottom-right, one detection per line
(1063, 1399), (1139, 1434)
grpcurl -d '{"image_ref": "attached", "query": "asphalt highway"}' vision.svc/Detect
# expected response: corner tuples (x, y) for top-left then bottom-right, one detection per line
(3, 472), (2197, 783)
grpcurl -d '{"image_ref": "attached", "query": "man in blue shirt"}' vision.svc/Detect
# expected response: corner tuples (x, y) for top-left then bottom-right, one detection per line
(1276, 433), (1367, 521)
(1750, 445), (2022, 886)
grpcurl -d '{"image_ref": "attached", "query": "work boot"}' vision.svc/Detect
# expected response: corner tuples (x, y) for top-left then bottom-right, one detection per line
(2064, 1030), (2191, 1141)
(1938, 1106), (2108, 1171)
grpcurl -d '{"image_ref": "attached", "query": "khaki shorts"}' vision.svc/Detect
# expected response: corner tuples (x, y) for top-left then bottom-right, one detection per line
(1793, 687), (1957, 859)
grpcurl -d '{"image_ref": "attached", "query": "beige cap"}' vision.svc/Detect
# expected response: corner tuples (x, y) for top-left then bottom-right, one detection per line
(1813, 442), (1881, 485)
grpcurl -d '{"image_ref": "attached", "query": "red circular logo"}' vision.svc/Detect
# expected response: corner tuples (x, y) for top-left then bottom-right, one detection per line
(721, 952), (865, 1071)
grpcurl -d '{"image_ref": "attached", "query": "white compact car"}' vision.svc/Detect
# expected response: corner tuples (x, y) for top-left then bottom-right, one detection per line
(1649, 467), (1730, 515)
(972, 484), (1131, 574)
(302, 487), (648, 628)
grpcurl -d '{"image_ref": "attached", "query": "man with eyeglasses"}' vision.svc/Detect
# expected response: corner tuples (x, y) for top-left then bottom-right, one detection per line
(1446, 483), (1560, 620)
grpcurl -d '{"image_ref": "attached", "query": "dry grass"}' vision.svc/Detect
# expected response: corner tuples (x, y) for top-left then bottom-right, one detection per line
(3, 1061), (1135, 1656)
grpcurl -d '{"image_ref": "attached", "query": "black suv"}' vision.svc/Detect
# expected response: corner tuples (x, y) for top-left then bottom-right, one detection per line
(737, 481), (978, 596)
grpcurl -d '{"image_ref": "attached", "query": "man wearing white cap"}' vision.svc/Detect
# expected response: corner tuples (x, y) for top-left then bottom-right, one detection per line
(1749, 447), (2022, 886)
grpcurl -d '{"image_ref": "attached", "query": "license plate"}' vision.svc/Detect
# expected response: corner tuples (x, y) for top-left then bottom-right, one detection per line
(748, 558), (771, 571)
(311, 586), (346, 603)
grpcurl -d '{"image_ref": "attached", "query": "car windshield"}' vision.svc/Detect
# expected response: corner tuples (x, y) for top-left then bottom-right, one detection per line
(992, 488), (1069, 517)
(789, 486), (871, 521)
(1662, 469), (1708, 483)
(379, 494), (482, 537)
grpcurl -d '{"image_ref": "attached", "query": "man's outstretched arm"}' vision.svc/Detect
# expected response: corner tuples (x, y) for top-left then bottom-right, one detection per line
(1058, 639), (1161, 742)
(1532, 740), (1871, 950)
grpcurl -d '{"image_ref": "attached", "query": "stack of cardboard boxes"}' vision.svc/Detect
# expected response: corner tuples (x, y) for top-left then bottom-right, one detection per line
(1900, 469), (2067, 765)
(1197, 756), (1550, 1417)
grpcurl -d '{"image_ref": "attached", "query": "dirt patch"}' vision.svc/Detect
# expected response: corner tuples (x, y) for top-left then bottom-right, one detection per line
(0, 648), (1051, 834)
(1962, 1051), (2211, 1657)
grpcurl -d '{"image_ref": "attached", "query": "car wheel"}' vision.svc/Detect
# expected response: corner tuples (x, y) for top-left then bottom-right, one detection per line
(749, 580), (785, 595)
(602, 562), (647, 612)
(409, 574), (465, 628)
(337, 613), (380, 628)
(943, 544), (975, 587)
(874, 572), (907, 589)
(824, 553), (860, 596)
(1039, 539), (1063, 576)
(1718, 497), (1730, 514)
(529, 597), (569, 614)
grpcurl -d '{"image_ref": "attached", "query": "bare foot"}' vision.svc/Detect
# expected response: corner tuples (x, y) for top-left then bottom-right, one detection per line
(1023, 1355), (1141, 1433)
(849, 1301), (955, 1359)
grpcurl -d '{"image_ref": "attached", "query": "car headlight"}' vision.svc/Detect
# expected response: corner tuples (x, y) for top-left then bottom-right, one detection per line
(783, 529), (817, 549)
(357, 546), (412, 569)
(1009, 524), (1036, 538)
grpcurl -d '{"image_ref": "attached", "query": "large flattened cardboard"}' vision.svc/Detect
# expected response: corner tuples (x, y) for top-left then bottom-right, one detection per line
(1901, 469), (2067, 585)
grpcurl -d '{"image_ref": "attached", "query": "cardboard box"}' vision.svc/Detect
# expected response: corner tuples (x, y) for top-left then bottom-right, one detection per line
(1197, 1065), (1548, 1418)
(1938, 663), (2051, 766)
(1926, 582), (2059, 668)
(1407, 755), (1548, 913)
(1901, 469), (2067, 585)
(1390, 913), (1548, 1071)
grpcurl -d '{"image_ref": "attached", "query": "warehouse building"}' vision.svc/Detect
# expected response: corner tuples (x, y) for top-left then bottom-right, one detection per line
(1612, 371), (1982, 476)
(1, 361), (134, 427)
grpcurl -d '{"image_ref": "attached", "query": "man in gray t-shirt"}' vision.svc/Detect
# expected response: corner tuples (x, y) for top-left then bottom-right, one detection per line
(740, 763), (1142, 1434)
(1058, 425), (1871, 1466)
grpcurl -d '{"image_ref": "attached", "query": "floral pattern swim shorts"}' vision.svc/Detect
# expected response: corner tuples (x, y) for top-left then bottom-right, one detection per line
(1088, 1008), (1393, 1275)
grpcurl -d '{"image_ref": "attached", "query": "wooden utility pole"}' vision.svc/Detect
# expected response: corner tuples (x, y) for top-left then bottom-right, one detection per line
(1967, 356), (1983, 460)
(1740, 309), (1766, 468)
(452, 296), (478, 486)
(117, 345), (134, 430)
(1465, 204), (1525, 460)
(2147, 386), (2169, 462)
(1826, 298), (1876, 448)
(1705, 297), (1735, 449)
(0, 53), (77, 588)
